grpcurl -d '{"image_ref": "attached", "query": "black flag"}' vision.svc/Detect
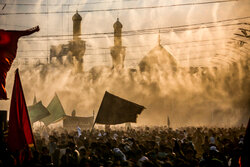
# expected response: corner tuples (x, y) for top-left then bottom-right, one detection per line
(95, 91), (145, 125)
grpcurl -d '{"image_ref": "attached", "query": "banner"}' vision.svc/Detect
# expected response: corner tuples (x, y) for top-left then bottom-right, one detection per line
(0, 27), (39, 100)
(95, 91), (145, 125)
(63, 115), (94, 130)
(7, 69), (35, 152)
(242, 118), (250, 167)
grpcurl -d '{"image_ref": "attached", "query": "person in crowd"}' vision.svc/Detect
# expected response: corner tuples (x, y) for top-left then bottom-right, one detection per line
(0, 126), (247, 167)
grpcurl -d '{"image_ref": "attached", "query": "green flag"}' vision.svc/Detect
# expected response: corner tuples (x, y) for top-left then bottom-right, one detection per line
(28, 101), (50, 123)
(41, 93), (66, 126)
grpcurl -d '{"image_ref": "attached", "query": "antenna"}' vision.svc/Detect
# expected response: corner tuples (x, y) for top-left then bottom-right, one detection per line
(158, 30), (161, 45)
(46, 0), (49, 63)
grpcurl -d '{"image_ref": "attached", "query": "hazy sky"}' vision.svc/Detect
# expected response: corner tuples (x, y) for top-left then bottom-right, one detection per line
(0, 0), (249, 68)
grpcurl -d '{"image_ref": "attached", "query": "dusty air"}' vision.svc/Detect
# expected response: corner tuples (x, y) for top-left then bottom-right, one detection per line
(0, 0), (249, 167)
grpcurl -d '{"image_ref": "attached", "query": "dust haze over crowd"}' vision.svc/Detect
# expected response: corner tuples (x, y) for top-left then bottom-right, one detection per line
(0, 0), (249, 127)
(2, 49), (249, 127)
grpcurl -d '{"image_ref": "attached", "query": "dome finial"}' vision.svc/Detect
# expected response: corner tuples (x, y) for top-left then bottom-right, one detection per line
(72, 10), (82, 21)
(113, 18), (122, 29)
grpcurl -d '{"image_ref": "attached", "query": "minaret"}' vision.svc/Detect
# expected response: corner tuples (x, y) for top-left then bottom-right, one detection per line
(72, 10), (82, 41)
(114, 18), (122, 46)
(70, 11), (86, 73)
(110, 18), (126, 69)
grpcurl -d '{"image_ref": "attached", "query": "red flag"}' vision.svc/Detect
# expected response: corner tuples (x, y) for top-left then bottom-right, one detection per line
(0, 26), (39, 100)
(7, 69), (35, 152)
(242, 118), (250, 167)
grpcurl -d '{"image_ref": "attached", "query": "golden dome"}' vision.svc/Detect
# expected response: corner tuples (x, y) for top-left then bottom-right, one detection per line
(113, 18), (123, 29)
(72, 10), (82, 21)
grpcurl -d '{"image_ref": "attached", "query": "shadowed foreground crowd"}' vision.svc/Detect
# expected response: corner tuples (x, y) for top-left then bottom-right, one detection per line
(0, 126), (248, 167)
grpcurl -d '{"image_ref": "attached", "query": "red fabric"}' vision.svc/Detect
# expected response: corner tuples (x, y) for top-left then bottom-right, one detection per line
(7, 69), (35, 153)
(0, 28), (38, 100)
(0, 30), (24, 99)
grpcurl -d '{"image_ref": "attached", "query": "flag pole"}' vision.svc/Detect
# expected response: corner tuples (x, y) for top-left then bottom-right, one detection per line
(90, 91), (107, 134)
(90, 117), (97, 134)
(90, 110), (100, 134)
(90, 110), (96, 133)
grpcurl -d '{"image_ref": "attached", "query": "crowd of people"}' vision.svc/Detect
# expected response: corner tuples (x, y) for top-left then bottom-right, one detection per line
(0, 125), (248, 167)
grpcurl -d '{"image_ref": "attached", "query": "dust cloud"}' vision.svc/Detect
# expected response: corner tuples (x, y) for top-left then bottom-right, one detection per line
(2, 48), (249, 127)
